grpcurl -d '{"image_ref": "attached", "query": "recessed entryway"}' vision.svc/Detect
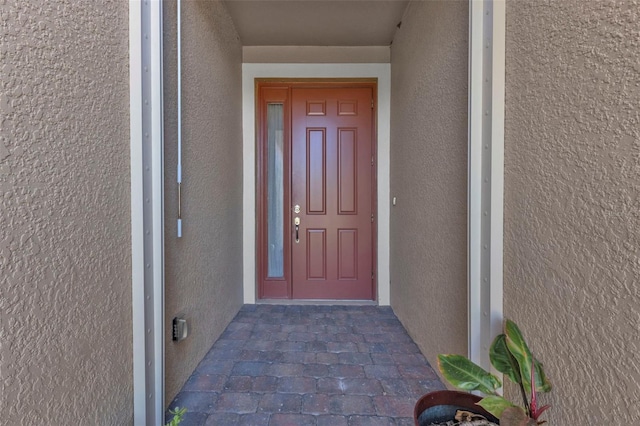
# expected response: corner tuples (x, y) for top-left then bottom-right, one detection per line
(131, 2), (504, 421)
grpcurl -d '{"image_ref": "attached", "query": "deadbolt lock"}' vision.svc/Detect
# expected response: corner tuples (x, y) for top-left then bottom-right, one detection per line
(294, 204), (301, 214)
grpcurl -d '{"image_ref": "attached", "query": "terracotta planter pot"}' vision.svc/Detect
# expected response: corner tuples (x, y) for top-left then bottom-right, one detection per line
(414, 390), (500, 426)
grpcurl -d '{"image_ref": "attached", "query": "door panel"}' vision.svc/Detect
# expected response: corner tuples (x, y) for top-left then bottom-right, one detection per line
(307, 129), (326, 214)
(338, 128), (357, 214)
(306, 229), (327, 279)
(338, 229), (358, 279)
(291, 87), (374, 300)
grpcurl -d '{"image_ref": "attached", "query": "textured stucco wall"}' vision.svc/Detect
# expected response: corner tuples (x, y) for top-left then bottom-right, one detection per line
(0, 1), (132, 424)
(504, 0), (640, 423)
(389, 0), (469, 366)
(163, 0), (244, 405)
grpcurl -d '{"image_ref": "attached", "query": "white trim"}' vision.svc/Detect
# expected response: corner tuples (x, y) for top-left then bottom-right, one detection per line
(129, 2), (146, 423)
(242, 46), (390, 64)
(242, 64), (391, 305)
(130, 0), (164, 424)
(489, 0), (506, 358)
(468, 0), (484, 368)
(150, 1), (165, 421)
(467, 0), (505, 372)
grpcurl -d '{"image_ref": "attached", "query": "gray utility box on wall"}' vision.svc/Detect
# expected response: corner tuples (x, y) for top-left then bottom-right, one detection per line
(172, 316), (188, 342)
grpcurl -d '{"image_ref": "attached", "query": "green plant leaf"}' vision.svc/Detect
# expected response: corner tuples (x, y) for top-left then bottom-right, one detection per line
(490, 334), (521, 384)
(504, 320), (535, 389)
(437, 354), (502, 395)
(165, 407), (187, 426)
(500, 407), (538, 426)
(504, 320), (552, 393)
(533, 359), (552, 393)
(477, 395), (517, 419)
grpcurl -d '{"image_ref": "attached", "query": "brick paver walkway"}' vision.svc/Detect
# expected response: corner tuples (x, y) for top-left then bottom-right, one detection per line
(166, 304), (445, 425)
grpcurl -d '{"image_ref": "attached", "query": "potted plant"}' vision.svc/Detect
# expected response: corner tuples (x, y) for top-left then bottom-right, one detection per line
(415, 320), (552, 426)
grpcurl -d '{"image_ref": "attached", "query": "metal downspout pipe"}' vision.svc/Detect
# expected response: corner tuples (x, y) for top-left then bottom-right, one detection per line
(177, 0), (183, 238)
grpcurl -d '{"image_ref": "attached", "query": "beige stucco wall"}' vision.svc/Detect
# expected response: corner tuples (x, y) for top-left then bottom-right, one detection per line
(504, 0), (640, 422)
(389, 0), (469, 366)
(0, 1), (132, 424)
(163, 0), (244, 405)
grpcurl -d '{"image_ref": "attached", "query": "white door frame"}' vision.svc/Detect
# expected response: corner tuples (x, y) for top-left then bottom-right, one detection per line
(129, 0), (505, 421)
(242, 64), (392, 306)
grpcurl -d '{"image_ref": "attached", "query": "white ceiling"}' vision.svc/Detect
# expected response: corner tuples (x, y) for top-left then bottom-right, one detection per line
(223, 0), (410, 46)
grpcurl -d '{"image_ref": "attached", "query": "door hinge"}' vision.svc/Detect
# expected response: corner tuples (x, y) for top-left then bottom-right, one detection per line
(371, 214), (374, 223)
(371, 99), (374, 109)
(372, 271), (375, 280)
(371, 156), (374, 166)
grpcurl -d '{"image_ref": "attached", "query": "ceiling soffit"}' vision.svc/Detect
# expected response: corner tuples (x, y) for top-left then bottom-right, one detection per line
(223, 0), (410, 46)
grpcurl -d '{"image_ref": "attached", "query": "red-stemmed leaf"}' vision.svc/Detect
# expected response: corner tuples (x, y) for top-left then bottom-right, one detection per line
(528, 359), (551, 421)
(535, 404), (551, 420)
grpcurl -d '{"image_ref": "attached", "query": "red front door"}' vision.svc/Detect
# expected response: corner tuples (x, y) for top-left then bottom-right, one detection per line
(291, 87), (374, 299)
(258, 83), (375, 300)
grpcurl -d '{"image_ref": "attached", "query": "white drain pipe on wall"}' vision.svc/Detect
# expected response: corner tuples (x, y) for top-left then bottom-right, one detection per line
(177, 0), (183, 238)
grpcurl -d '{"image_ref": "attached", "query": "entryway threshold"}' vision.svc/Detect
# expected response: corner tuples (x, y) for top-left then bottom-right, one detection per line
(257, 299), (378, 306)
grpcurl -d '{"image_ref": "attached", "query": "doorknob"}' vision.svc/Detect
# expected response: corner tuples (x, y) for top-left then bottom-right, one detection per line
(294, 217), (300, 243)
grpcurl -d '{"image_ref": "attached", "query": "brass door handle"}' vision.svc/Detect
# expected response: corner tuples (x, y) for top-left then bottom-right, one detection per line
(294, 217), (300, 243)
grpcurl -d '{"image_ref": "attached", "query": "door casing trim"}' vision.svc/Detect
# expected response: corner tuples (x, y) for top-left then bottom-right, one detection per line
(243, 64), (392, 305)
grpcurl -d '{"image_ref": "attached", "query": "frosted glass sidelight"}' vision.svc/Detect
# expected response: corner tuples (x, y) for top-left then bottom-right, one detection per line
(267, 104), (284, 278)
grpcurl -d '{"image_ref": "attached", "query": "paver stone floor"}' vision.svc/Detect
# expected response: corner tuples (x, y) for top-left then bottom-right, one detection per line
(167, 304), (445, 425)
